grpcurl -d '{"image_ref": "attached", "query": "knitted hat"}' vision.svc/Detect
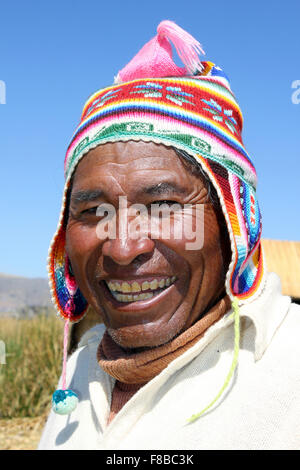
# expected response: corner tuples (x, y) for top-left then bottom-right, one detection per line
(49, 20), (266, 416)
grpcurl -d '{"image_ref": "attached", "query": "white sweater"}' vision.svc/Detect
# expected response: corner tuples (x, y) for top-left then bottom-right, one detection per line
(38, 272), (300, 450)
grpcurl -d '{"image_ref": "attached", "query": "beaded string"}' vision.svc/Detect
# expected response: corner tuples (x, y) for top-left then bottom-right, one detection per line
(62, 319), (70, 390)
(187, 297), (240, 423)
(52, 317), (78, 415)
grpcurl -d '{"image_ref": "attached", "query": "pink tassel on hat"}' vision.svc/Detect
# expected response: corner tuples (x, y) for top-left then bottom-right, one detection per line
(115, 20), (205, 83)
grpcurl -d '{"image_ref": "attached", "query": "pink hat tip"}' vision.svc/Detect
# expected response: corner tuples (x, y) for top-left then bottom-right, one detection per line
(116, 20), (205, 84)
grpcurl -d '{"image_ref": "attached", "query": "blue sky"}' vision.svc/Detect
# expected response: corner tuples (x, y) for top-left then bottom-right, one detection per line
(0, 0), (299, 278)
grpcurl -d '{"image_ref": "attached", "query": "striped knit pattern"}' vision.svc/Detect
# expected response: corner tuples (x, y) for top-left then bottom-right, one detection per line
(48, 61), (266, 322)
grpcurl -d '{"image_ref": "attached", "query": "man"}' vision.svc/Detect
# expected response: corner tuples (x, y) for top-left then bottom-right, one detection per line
(39, 21), (300, 449)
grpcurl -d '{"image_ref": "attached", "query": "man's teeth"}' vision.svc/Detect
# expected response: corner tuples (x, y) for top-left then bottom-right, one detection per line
(106, 276), (176, 302)
(107, 276), (176, 293)
(112, 292), (155, 302)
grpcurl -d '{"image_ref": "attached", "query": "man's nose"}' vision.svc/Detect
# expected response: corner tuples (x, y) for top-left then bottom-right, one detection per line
(101, 235), (155, 265)
(100, 201), (156, 265)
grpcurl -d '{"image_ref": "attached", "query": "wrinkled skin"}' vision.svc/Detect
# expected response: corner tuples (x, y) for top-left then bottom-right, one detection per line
(66, 141), (231, 349)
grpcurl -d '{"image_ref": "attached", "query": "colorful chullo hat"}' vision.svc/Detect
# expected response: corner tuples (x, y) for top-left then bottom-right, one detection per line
(48, 21), (266, 417)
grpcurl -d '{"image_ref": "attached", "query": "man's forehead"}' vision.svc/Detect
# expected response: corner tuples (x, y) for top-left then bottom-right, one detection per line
(72, 143), (197, 191)
(75, 141), (185, 171)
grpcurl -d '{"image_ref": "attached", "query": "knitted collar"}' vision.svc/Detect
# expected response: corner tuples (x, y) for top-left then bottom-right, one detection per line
(97, 294), (232, 384)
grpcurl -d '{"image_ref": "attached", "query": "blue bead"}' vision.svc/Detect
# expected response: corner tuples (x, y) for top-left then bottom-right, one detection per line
(52, 389), (78, 415)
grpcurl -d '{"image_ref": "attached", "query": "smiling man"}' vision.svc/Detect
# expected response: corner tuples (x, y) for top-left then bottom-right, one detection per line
(39, 21), (300, 450)
(66, 141), (230, 351)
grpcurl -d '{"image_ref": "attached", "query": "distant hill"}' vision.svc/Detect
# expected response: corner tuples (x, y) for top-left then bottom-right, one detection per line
(0, 273), (54, 317)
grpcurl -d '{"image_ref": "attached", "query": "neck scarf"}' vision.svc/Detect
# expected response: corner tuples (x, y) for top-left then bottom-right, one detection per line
(97, 295), (231, 385)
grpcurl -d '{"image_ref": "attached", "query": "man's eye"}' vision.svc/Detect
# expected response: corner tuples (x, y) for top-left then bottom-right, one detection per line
(151, 200), (181, 207)
(81, 207), (98, 215)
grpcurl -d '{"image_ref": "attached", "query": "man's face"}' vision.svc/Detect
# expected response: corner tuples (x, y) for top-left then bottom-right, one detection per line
(66, 141), (230, 349)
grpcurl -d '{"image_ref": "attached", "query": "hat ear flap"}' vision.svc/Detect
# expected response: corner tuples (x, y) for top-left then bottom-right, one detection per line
(49, 218), (87, 415)
(48, 225), (88, 323)
(195, 157), (265, 303)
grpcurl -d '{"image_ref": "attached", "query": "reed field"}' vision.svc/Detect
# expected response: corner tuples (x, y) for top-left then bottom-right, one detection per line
(0, 311), (63, 448)
(0, 312), (63, 419)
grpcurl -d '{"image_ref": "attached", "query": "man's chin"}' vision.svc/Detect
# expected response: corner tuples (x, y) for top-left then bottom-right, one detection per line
(106, 323), (181, 351)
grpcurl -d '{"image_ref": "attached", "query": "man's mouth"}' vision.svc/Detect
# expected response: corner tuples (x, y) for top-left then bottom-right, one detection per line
(103, 276), (177, 303)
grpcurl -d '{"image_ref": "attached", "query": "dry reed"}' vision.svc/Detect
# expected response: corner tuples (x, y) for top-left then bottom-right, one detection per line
(0, 312), (63, 418)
